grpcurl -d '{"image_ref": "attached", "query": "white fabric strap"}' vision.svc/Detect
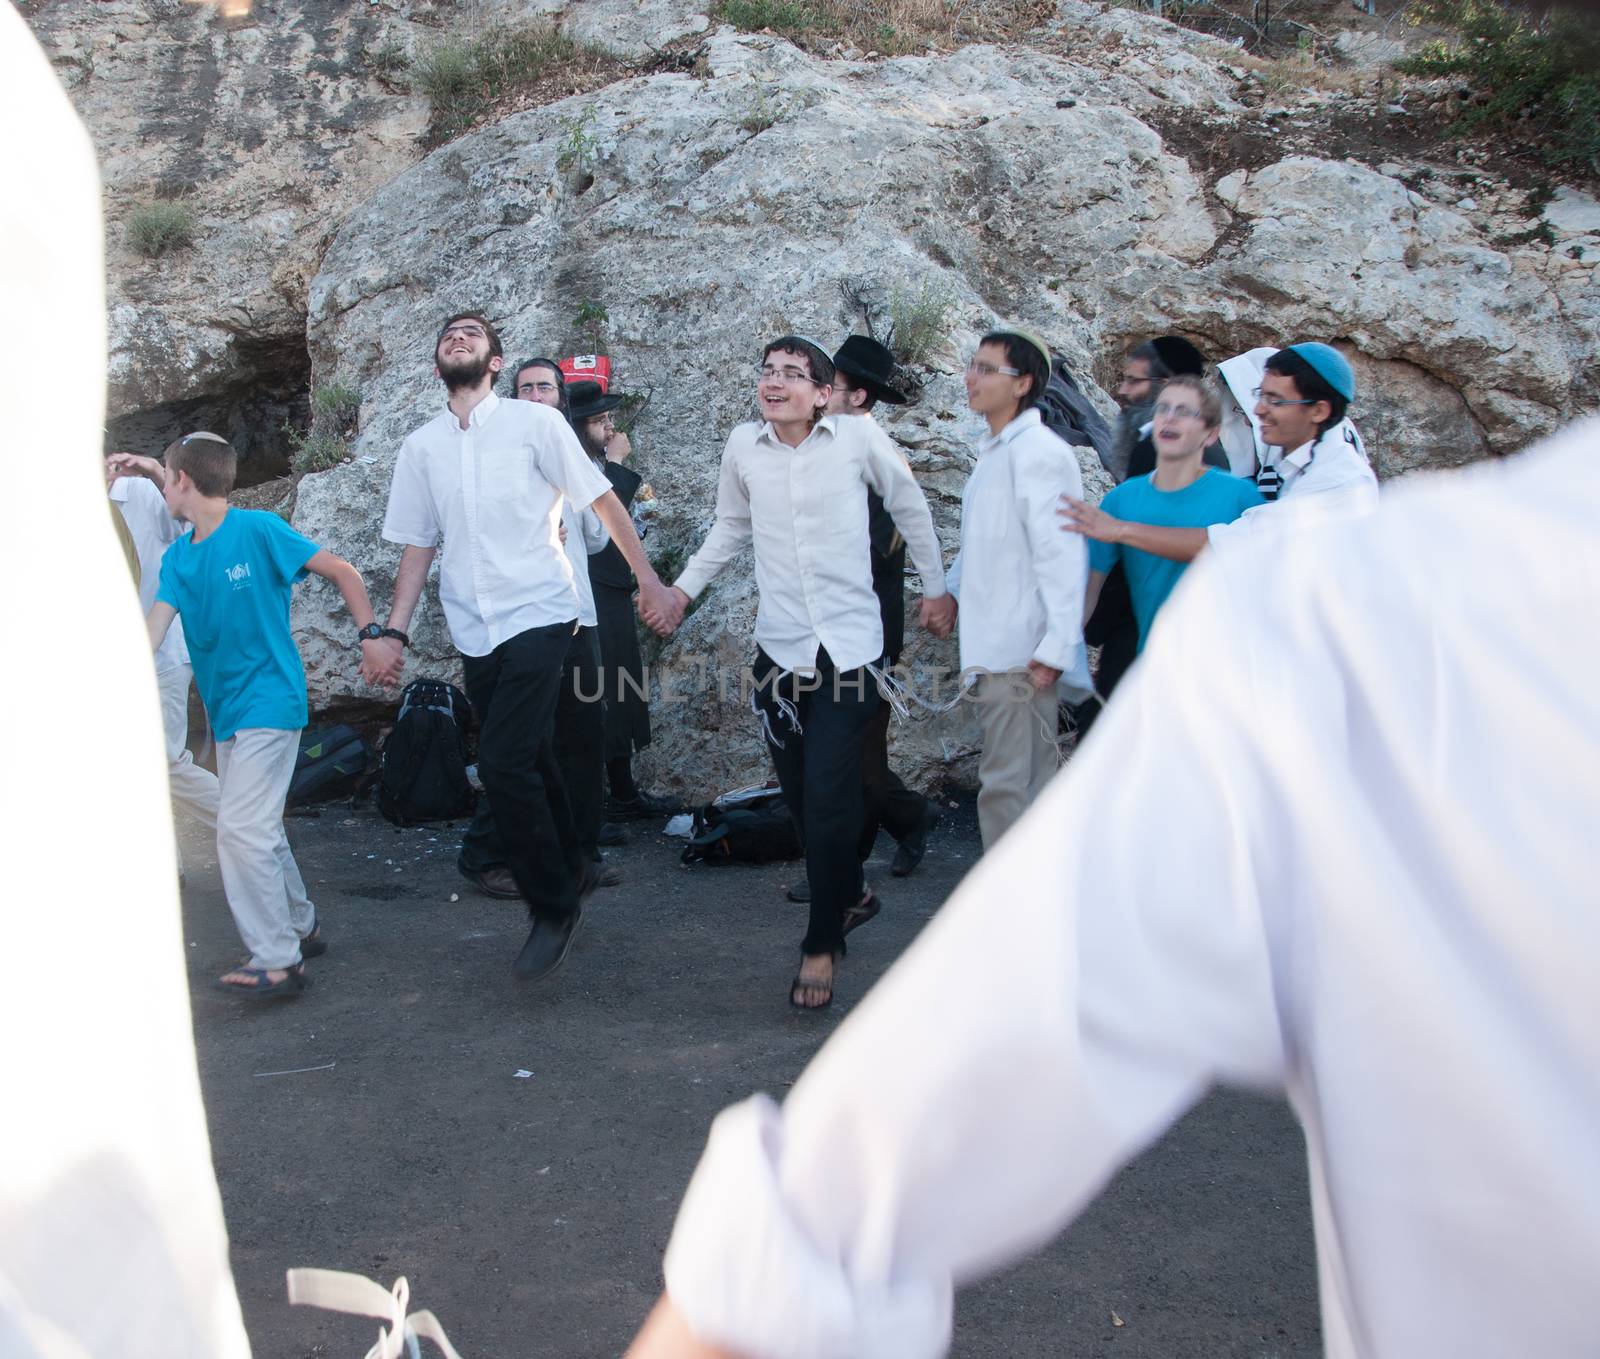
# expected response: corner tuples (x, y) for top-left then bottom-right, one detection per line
(286, 1269), (465, 1359)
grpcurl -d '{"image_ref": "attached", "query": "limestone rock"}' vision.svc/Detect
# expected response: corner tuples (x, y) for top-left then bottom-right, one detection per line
(284, 31), (1596, 796)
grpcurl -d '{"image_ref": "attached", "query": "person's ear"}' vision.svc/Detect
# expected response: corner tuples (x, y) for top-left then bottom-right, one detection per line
(815, 384), (832, 415)
(488, 354), (503, 375)
(1311, 399), (1333, 427)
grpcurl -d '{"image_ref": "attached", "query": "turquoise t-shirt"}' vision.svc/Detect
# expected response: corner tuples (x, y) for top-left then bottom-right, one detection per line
(156, 509), (320, 741)
(1089, 469), (1264, 651)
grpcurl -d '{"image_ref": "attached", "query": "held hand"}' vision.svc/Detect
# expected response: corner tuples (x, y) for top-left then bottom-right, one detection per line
(606, 429), (632, 464)
(361, 637), (406, 688)
(558, 521), (569, 546)
(636, 579), (684, 636)
(919, 593), (957, 639)
(1026, 659), (1062, 692)
(1058, 494), (1123, 544)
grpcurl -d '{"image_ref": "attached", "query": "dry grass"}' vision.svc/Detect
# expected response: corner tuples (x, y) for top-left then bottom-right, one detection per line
(717, 0), (1051, 55)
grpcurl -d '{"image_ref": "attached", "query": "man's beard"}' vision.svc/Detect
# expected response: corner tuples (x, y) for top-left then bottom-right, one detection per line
(438, 350), (495, 392)
(576, 423), (609, 462)
(1109, 402), (1152, 483)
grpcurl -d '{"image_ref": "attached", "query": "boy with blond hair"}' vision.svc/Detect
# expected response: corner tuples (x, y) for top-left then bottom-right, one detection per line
(143, 432), (390, 997)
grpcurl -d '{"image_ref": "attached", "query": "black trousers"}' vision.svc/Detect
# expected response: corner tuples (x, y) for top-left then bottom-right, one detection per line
(1079, 564), (1139, 737)
(857, 698), (930, 861)
(457, 621), (583, 922)
(752, 647), (879, 957)
(554, 626), (606, 857)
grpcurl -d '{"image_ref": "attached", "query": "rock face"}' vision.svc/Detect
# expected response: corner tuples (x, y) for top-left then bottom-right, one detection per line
(29, 0), (429, 466)
(29, 0), (1600, 795)
(288, 24), (1597, 798)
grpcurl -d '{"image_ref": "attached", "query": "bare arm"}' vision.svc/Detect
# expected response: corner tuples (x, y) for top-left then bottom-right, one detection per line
(590, 489), (677, 632)
(1059, 496), (1207, 564)
(146, 601), (177, 654)
(304, 549), (397, 688)
(626, 1298), (744, 1359)
(1083, 569), (1107, 626)
(386, 544), (437, 635)
(106, 451), (166, 490)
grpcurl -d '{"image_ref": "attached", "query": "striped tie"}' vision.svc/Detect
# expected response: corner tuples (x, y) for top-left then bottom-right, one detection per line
(1256, 463), (1283, 502)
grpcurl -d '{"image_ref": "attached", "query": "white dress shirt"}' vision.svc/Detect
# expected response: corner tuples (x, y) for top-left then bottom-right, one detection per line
(1207, 423), (1381, 551)
(562, 499), (608, 629)
(946, 408), (1089, 686)
(661, 420), (1600, 1359)
(110, 474), (189, 672)
(382, 393), (612, 657)
(674, 415), (947, 674)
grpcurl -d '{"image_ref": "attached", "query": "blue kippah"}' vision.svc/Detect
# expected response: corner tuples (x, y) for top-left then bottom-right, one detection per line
(1286, 342), (1355, 402)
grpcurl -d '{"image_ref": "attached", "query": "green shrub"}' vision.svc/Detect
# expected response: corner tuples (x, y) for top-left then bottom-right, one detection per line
(367, 37), (410, 78)
(719, 0), (840, 38)
(889, 278), (958, 366)
(312, 381), (361, 433)
(412, 22), (609, 144)
(556, 105), (600, 174)
(126, 201), (196, 258)
(290, 431), (352, 476)
(287, 381), (361, 475)
(1398, 0), (1600, 166)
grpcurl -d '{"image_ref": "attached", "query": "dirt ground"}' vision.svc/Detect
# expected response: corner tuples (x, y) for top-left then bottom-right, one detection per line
(182, 792), (1320, 1358)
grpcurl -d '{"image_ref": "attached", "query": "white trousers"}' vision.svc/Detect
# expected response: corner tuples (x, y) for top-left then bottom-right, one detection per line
(973, 670), (1061, 850)
(157, 665), (219, 876)
(215, 727), (315, 970)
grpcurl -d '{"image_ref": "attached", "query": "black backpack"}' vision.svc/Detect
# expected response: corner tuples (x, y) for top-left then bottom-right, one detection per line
(376, 680), (477, 827)
(1037, 354), (1114, 465)
(287, 724), (373, 808)
(680, 784), (803, 866)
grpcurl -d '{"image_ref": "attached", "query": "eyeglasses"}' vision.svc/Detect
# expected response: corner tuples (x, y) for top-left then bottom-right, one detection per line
(758, 365), (818, 385)
(519, 381), (559, 395)
(440, 323), (488, 341)
(1152, 401), (1204, 421)
(1252, 387), (1315, 409)
(966, 359), (1021, 378)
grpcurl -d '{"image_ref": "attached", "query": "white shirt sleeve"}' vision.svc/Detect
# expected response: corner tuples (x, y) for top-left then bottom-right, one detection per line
(531, 414), (612, 511)
(860, 422), (947, 598)
(675, 436), (754, 601)
(381, 436), (441, 548)
(578, 502), (609, 553)
(1017, 437), (1087, 672)
(662, 565), (1289, 1359)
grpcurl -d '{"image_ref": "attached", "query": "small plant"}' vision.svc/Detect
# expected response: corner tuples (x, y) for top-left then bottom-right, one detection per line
(570, 298), (610, 355)
(286, 381), (361, 476)
(289, 431), (353, 476)
(1398, 0), (1600, 166)
(737, 84), (779, 134)
(313, 381), (362, 435)
(367, 36), (410, 78)
(411, 22), (609, 144)
(556, 105), (600, 174)
(126, 201), (196, 258)
(718, 0), (839, 39)
(889, 278), (958, 366)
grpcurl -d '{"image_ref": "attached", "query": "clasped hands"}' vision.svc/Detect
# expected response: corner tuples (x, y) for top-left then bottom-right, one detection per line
(637, 583), (959, 642)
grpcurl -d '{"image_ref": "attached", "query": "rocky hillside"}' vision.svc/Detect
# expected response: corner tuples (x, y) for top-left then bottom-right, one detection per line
(29, 0), (1600, 795)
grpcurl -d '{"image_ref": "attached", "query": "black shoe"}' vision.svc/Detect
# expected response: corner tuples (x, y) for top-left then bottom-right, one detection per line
(575, 858), (606, 901)
(460, 863), (522, 900)
(786, 877), (811, 904)
(890, 803), (942, 878)
(513, 906), (584, 981)
(597, 821), (628, 847)
(605, 791), (676, 822)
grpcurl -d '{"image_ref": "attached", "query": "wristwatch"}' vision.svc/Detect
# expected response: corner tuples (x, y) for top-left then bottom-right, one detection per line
(356, 623), (384, 642)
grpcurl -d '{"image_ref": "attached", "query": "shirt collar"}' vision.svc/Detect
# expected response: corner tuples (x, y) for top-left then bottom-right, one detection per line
(978, 406), (1042, 454)
(446, 390), (500, 430)
(1282, 437), (1318, 471)
(757, 413), (837, 450)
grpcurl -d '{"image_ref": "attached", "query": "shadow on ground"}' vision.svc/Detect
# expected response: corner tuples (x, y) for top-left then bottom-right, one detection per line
(183, 792), (1319, 1357)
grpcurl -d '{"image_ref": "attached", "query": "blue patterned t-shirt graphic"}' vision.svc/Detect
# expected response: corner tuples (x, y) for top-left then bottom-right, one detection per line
(156, 508), (319, 740)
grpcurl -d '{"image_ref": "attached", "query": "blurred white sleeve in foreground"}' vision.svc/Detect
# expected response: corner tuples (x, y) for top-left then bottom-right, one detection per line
(663, 420), (1600, 1358)
(0, 11), (251, 1359)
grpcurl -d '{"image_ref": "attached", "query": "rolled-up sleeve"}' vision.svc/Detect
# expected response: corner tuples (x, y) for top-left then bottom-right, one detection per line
(662, 565), (1289, 1358)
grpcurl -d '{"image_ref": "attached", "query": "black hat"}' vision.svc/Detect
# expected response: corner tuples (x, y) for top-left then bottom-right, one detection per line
(1149, 336), (1207, 377)
(831, 335), (909, 406)
(567, 379), (623, 422)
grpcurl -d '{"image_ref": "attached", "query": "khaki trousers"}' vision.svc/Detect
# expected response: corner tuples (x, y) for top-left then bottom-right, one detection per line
(973, 670), (1061, 850)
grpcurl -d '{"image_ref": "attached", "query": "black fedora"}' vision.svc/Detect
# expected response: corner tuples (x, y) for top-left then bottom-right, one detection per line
(567, 379), (624, 422)
(831, 335), (909, 406)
